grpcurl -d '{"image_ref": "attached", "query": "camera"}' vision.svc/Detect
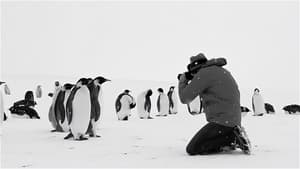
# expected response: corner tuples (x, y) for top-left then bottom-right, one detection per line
(177, 71), (194, 81)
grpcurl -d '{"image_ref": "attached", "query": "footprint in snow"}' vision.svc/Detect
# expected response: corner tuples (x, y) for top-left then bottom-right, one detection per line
(21, 164), (32, 168)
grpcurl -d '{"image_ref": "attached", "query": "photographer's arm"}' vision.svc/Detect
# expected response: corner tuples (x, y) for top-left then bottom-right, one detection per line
(178, 70), (209, 104)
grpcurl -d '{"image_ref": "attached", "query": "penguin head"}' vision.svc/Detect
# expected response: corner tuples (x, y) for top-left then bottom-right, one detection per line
(25, 91), (34, 101)
(94, 76), (111, 85)
(169, 86), (175, 91)
(54, 81), (60, 87)
(146, 89), (153, 97)
(157, 88), (164, 93)
(124, 89), (131, 94)
(63, 83), (74, 90)
(0, 81), (5, 85)
(87, 78), (93, 84)
(254, 88), (260, 94)
(76, 78), (90, 87)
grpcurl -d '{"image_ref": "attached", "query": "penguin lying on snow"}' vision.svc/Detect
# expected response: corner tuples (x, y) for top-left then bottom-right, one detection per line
(240, 106), (250, 117)
(265, 103), (275, 114)
(240, 106), (250, 113)
(115, 89), (136, 121)
(9, 91), (40, 119)
(283, 104), (300, 114)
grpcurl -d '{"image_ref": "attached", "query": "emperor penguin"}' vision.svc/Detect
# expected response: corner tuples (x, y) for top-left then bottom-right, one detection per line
(167, 86), (178, 114)
(252, 88), (265, 116)
(53, 83), (74, 132)
(36, 85), (42, 98)
(65, 78), (91, 140)
(156, 88), (169, 117)
(48, 81), (63, 132)
(137, 89), (153, 119)
(1, 81), (6, 123)
(115, 89), (136, 121)
(86, 76), (110, 137)
(187, 96), (203, 115)
(1, 81), (10, 123)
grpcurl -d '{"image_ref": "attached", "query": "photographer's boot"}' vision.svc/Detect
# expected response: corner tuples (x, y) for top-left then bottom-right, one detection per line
(233, 126), (252, 154)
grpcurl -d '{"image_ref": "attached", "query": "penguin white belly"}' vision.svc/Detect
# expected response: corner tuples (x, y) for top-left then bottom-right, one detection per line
(70, 87), (91, 138)
(137, 94), (148, 118)
(117, 97), (131, 120)
(170, 93), (178, 113)
(159, 95), (169, 116)
(253, 95), (265, 115)
(0, 91), (4, 124)
(60, 90), (71, 132)
(190, 97), (200, 112)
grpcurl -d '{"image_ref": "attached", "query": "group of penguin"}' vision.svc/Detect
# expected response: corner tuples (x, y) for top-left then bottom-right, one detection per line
(48, 77), (185, 141)
(116, 86), (180, 121)
(48, 77), (110, 140)
(2, 78), (300, 141)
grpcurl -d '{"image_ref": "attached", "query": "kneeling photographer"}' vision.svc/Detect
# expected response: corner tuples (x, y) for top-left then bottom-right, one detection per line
(178, 53), (251, 155)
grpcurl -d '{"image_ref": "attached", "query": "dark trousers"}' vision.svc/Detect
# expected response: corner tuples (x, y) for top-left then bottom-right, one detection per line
(186, 122), (236, 155)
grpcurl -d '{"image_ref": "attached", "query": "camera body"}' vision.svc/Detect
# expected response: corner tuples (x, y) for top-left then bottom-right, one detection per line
(177, 57), (227, 81)
(177, 72), (194, 81)
(177, 60), (204, 81)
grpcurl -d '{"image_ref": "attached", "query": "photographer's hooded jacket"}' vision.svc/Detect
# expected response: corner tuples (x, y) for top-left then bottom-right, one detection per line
(178, 63), (241, 127)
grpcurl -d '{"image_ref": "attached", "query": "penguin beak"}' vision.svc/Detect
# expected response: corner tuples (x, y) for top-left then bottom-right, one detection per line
(104, 79), (111, 83)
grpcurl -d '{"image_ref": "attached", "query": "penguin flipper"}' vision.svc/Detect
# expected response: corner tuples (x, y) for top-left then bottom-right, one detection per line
(60, 93), (66, 123)
(66, 87), (79, 125)
(157, 96), (161, 112)
(64, 132), (73, 139)
(94, 102), (101, 122)
(252, 97), (255, 113)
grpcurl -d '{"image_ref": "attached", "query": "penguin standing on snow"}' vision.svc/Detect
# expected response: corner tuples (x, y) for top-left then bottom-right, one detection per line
(156, 88), (169, 117)
(187, 96), (203, 115)
(137, 89), (153, 119)
(0, 81), (8, 123)
(48, 81), (62, 131)
(252, 88), (265, 116)
(115, 89), (136, 121)
(167, 86), (178, 114)
(86, 76), (110, 137)
(64, 78), (91, 140)
(53, 83), (74, 132)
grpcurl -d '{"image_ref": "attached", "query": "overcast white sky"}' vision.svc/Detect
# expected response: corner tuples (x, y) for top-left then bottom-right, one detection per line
(1, 1), (299, 104)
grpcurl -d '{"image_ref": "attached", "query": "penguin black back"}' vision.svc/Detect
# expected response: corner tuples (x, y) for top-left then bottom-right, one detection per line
(145, 89), (152, 112)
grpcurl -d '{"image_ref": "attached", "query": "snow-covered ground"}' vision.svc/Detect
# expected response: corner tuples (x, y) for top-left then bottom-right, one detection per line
(1, 75), (299, 168)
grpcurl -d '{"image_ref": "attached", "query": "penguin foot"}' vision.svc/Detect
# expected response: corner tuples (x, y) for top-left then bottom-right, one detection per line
(64, 133), (73, 140)
(147, 116), (154, 119)
(89, 134), (101, 138)
(77, 136), (88, 141)
(51, 129), (57, 132)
